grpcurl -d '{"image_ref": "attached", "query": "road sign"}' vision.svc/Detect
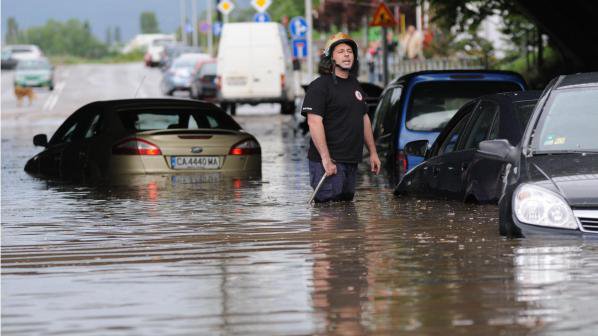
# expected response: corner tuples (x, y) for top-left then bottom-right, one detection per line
(250, 0), (272, 13)
(217, 0), (235, 15)
(292, 38), (308, 59)
(199, 22), (211, 33)
(289, 16), (308, 38)
(213, 21), (223, 36)
(370, 3), (397, 27)
(253, 12), (271, 23)
(184, 22), (194, 33)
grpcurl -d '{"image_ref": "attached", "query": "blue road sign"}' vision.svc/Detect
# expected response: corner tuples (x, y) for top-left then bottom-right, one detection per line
(213, 21), (223, 36)
(289, 16), (308, 38)
(253, 12), (271, 23)
(292, 38), (308, 59)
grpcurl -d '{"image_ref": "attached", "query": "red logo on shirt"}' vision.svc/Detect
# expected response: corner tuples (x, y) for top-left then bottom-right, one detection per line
(355, 90), (363, 101)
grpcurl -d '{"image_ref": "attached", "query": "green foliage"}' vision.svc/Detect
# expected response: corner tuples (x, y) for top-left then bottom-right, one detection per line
(269, 0), (303, 22)
(15, 19), (108, 58)
(140, 11), (160, 34)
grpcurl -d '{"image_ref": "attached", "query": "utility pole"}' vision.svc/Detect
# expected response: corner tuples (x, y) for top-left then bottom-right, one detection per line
(191, 0), (198, 47)
(180, 0), (186, 44)
(207, 0), (213, 56)
(305, 0), (314, 81)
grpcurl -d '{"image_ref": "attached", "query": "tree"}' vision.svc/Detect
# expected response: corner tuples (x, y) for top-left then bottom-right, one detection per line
(140, 11), (160, 34)
(5, 17), (20, 44)
(114, 26), (122, 44)
(105, 27), (113, 46)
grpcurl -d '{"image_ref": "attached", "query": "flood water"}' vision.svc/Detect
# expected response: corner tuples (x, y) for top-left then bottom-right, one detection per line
(3, 113), (598, 335)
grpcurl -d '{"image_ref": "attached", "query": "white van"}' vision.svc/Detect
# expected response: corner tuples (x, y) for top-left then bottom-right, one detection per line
(217, 22), (296, 115)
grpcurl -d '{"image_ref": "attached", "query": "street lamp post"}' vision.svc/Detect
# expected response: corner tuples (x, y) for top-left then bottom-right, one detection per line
(305, 0), (314, 82)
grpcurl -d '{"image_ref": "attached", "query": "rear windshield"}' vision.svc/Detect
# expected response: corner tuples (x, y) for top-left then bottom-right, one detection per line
(406, 81), (522, 132)
(117, 107), (241, 132)
(200, 63), (217, 75)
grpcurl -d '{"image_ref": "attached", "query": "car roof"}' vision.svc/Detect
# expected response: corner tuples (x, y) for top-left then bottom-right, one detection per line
(480, 90), (542, 103)
(388, 69), (526, 86)
(556, 72), (598, 89)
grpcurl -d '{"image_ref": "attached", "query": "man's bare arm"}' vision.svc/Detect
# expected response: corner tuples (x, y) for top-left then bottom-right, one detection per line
(307, 114), (337, 176)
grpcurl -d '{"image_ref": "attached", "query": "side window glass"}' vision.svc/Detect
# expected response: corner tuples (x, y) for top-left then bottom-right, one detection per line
(439, 113), (471, 155)
(488, 114), (500, 140)
(373, 86), (402, 138)
(462, 101), (499, 150)
(84, 113), (102, 139)
(61, 123), (79, 143)
(50, 117), (80, 145)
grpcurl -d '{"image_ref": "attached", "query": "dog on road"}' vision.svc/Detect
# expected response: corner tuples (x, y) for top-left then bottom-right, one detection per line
(14, 85), (35, 106)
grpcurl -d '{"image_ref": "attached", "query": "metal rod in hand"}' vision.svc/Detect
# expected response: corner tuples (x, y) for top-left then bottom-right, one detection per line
(307, 174), (327, 205)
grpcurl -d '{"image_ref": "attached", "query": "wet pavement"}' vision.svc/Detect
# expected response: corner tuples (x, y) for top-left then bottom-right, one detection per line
(3, 64), (598, 335)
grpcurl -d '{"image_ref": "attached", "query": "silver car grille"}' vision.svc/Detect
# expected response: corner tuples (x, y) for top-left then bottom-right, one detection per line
(574, 210), (598, 232)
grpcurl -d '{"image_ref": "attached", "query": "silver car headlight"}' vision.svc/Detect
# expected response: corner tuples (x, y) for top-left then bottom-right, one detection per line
(513, 184), (578, 229)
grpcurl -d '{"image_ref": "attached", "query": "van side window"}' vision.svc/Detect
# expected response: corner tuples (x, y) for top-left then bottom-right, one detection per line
(373, 86), (402, 138)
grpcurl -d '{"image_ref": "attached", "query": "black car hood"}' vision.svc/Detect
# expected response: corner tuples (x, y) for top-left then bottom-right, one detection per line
(524, 154), (598, 208)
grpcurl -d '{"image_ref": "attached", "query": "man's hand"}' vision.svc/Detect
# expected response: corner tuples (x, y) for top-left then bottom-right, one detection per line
(370, 152), (381, 175)
(322, 158), (337, 176)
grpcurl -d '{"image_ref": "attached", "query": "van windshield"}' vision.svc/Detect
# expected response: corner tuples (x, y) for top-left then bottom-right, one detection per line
(406, 81), (522, 132)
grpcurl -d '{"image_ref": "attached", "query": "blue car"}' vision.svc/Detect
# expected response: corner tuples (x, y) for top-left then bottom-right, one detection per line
(371, 70), (527, 185)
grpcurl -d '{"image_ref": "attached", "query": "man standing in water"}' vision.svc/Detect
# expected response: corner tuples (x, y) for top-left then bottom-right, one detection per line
(302, 33), (381, 203)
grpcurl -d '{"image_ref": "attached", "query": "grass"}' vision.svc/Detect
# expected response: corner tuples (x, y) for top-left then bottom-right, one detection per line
(48, 50), (146, 65)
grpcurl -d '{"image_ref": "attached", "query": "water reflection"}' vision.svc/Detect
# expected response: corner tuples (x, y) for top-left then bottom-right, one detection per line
(311, 204), (368, 335)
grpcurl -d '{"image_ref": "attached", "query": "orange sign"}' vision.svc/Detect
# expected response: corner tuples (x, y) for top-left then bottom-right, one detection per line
(370, 3), (396, 27)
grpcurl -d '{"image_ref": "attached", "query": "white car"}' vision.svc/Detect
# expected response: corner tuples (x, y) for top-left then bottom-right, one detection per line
(144, 36), (176, 67)
(4, 44), (43, 62)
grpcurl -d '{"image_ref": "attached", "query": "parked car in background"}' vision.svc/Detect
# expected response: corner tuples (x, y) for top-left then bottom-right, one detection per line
(190, 61), (218, 101)
(161, 53), (213, 96)
(14, 57), (54, 90)
(395, 91), (540, 203)
(477, 72), (598, 237)
(217, 22), (296, 115)
(25, 98), (262, 182)
(1, 49), (18, 69)
(3, 44), (43, 63)
(372, 70), (527, 186)
(144, 35), (176, 67)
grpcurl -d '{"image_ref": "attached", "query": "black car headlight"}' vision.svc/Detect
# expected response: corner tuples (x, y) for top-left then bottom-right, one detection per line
(513, 184), (578, 230)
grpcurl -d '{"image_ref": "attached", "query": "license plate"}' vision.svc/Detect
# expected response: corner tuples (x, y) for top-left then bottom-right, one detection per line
(170, 156), (220, 169)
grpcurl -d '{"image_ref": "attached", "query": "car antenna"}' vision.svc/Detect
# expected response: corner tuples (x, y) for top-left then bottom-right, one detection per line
(134, 75), (146, 98)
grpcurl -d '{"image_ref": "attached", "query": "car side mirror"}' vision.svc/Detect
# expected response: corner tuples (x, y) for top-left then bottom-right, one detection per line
(33, 134), (48, 147)
(477, 139), (518, 163)
(404, 140), (429, 157)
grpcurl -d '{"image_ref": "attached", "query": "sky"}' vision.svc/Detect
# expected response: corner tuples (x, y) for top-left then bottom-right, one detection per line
(1, 0), (251, 44)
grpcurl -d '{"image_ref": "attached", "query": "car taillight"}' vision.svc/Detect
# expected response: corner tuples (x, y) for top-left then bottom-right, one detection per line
(229, 139), (260, 155)
(280, 74), (285, 89)
(112, 138), (162, 155)
(395, 150), (407, 177)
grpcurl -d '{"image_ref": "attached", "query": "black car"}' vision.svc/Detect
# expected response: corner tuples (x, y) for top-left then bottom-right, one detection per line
(478, 72), (598, 237)
(395, 91), (540, 203)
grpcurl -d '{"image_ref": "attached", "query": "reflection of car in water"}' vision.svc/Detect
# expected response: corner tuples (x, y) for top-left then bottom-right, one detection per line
(25, 98), (261, 182)
(395, 91), (540, 203)
(477, 72), (598, 237)
(371, 70), (527, 186)
(161, 53), (213, 96)
(190, 61), (218, 101)
(14, 57), (54, 90)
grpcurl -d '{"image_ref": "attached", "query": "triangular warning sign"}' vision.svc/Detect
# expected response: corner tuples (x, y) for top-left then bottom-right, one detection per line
(370, 3), (396, 27)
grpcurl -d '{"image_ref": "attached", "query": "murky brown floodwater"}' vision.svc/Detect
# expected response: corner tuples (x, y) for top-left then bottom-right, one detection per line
(3, 114), (598, 335)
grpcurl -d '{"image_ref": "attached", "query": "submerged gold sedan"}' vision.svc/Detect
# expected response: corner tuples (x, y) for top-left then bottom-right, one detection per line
(25, 98), (261, 182)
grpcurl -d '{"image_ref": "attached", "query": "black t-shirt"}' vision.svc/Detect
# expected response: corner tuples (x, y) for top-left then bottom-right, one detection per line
(301, 75), (367, 163)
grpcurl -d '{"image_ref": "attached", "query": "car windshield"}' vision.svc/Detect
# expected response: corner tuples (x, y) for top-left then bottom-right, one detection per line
(153, 39), (174, 47)
(172, 58), (196, 69)
(535, 87), (598, 152)
(16, 59), (51, 70)
(117, 108), (241, 132)
(11, 47), (34, 53)
(406, 81), (522, 132)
